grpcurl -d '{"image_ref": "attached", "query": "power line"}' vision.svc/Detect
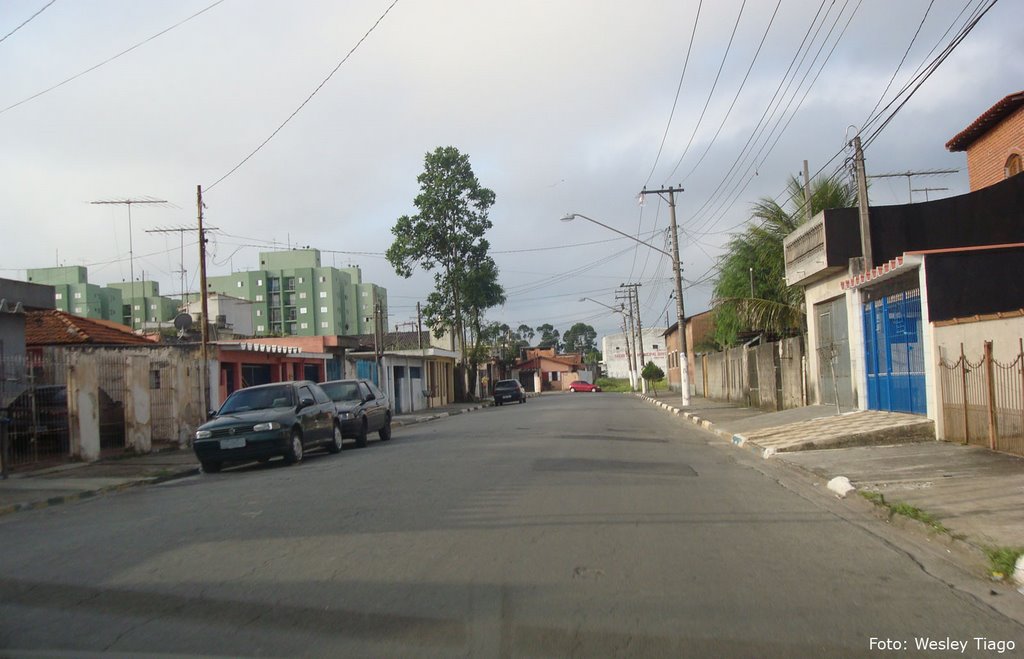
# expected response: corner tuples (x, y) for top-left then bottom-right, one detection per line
(205, 0), (400, 191)
(0, 0), (57, 45)
(0, 0), (226, 115)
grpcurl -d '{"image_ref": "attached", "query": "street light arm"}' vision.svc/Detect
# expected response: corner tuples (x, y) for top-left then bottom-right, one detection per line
(561, 213), (673, 258)
(579, 297), (624, 314)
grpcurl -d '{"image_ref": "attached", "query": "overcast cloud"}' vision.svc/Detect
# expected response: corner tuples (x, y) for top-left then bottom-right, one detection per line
(2, 0), (1021, 342)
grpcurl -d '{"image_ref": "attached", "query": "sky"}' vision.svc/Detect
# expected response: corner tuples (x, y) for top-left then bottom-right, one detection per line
(2, 0), (1021, 345)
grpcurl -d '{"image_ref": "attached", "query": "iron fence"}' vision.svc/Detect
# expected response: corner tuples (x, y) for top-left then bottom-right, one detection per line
(939, 340), (1024, 457)
(0, 353), (71, 471)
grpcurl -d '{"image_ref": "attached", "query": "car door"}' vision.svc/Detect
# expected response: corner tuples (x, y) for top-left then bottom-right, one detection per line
(297, 384), (328, 442)
(309, 383), (336, 441)
(362, 380), (387, 431)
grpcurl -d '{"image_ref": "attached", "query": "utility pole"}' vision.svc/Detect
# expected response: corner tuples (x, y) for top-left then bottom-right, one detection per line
(620, 283), (645, 392)
(416, 302), (423, 350)
(146, 225), (215, 308)
(90, 196), (166, 330)
(802, 160), (813, 223)
(620, 315), (636, 390)
(196, 185), (211, 414)
(616, 286), (640, 392)
(639, 186), (690, 406)
(851, 136), (873, 272)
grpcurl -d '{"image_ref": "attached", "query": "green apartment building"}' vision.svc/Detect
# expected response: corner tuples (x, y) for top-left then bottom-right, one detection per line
(206, 249), (388, 337)
(26, 266), (122, 323)
(105, 280), (181, 329)
(26, 267), (181, 329)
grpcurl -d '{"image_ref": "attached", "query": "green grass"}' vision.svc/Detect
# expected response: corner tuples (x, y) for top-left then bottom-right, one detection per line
(983, 546), (1024, 581)
(858, 491), (950, 534)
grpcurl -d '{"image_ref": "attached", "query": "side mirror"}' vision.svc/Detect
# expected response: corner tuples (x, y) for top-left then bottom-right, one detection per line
(364, 394), (375, 403)
(208, 409), (218, 419)
(299, 397), (315, 409)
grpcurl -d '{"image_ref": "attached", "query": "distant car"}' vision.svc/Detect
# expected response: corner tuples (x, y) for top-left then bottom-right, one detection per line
(193, 380), (341, 473)
(319, 378), (392, 447)
(493, 379), (526, 405)
(568, 380), (601, 393)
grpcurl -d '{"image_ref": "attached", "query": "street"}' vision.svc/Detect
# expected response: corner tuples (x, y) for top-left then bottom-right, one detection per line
(1, 394), (1022, 657)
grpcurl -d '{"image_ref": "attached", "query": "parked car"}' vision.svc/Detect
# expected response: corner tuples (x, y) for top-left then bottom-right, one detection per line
(319, 378), (392, 448)
(493, 379), (526, 405)
(568, 380), (602, 393)
(193, 380), (340, 473)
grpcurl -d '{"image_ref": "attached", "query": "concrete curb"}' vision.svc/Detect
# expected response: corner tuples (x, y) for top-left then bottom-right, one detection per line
(1, 399), (505, 518)
(636, 393), (781, 457)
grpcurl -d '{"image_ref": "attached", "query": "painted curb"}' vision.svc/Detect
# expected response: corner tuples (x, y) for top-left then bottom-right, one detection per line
(636, 393), (778, 459)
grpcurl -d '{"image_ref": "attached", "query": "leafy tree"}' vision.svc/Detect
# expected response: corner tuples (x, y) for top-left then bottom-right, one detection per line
(641, 361), (665, 395)
(536, 323), (561, 351)
(563, 322), (597, 354)
(462, 255), (506, 397)
(386, 146), (498, 399)
(713, 175), (856, 346)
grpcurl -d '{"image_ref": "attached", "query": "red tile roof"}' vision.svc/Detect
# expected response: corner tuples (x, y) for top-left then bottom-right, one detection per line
(24, 310), (155, 346)
(946, 90), (1024, 152)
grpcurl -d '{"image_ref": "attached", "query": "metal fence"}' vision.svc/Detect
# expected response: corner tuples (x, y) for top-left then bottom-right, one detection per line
(1, 353), (71, 470)
(696, 336), (805, 411)
(939, 340), (1024, 457)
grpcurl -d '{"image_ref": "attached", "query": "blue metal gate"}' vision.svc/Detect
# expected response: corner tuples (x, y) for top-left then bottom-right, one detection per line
(862, 286), (926, 415)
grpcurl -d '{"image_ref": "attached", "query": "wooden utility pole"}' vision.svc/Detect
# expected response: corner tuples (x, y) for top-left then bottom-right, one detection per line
(639, 186), (689, 406)
(620, 283), (645, 392)
(802, 160), (813, 223)
(197, 185), (211, 413)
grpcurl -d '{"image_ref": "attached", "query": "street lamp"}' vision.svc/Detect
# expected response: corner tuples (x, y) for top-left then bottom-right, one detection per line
(563, 212), (690, 407)
(579, 297), (637, 390)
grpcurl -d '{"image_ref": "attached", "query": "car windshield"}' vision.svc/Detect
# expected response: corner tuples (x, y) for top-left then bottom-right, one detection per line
(320, 381), (362, 402)
(219, 385), (294, 414)
(494, 381), (518, 390)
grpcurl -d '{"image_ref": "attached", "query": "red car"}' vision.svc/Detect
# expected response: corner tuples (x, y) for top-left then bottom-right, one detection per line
(568, 380), (601, 393)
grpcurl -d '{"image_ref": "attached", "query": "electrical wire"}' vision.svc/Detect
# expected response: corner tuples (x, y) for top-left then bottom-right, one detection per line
(0, 0), (226, 115)
(205, 0), (400, 191)
(0, 0), (57, 45)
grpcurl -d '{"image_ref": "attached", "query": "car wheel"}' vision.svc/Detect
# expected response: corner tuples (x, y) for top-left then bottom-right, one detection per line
(570, 387), (576, 393)
(327, 423), (343, 454)
(355, 418), (368, 448)
(283, 429), (304, 464)
(200, 460), (221, 474)
(379, 416), (392, 441)
(520, 396), (525, 404)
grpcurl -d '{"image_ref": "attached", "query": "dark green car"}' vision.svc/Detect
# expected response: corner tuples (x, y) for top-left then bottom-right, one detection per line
(193, 381), (341, 473)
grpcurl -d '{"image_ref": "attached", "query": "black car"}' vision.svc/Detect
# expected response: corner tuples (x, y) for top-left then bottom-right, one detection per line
(193, 381), (341, 473)
(319, 379), (392, 448)
(493, 379), (526, 406)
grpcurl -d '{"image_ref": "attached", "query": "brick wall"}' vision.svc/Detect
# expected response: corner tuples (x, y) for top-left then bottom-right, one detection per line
(966, 105), (1024, 190)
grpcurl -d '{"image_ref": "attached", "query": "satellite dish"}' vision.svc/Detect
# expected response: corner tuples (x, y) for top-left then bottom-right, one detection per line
(173, 313), (194, 331)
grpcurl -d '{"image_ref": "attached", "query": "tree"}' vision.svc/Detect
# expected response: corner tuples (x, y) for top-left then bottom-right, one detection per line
(536, 323), (561, 351)
(462, 255), (506, 397)
(563, 322), (597, 355)
(641, 361), (665, 395)
(386, 146), (498, 399)
(712, 175), (857, 346)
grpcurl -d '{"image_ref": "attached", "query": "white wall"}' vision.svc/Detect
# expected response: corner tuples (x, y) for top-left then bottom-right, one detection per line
(602, 328), (669, 379)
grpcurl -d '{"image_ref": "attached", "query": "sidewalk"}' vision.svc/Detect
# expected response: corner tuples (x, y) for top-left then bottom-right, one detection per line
(639, 391), (1024, 552)
(0, 399), (496, 517)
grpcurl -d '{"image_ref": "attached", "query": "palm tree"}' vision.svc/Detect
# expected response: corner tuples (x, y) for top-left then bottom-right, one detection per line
(712, 175), (856, 347)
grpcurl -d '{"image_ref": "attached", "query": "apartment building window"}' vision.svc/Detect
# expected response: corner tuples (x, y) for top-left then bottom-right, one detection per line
(257, 324), (265, 332)
(255, 309), (262, 317)
(55, 293), (63, 300)
(75, 306), (83, 313)
(237, 281), (244, 288)
(74, 292), (82, 299)
(270, 308), (282, 322)
(319, 291), (327, 298)
(300, 322), (308, 330)
(319, 276), (326, 283)
(133, 304), (140, 311)
(255, 294), (263, 302)
(286, 309), (297, 321)
(268, 278), (280, 292)
(270, 323), (282, 334)
(270, 293), (281, 307)
(321, 321), (329, 328)
(257, 279), (263, 286)
(150, 303), (157, 310)
(299, 292), (307, 299)
(362, 291), (368, 297)
(299, 307), (308, 315)
(298, 277), (304, 284)
(284, 277), (295, 290)
(320, 306), (328, 313)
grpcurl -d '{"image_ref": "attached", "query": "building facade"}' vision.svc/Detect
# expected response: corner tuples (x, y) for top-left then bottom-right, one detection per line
(946, 90), (1024, 191)
(106, 280), (180, 329)
(206, 249), (388, 338)
(601, 327), (669, 380)
(26, 266), (123, 323)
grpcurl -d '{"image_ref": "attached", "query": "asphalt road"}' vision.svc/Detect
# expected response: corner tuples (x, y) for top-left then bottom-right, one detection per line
(1, 394), (1022, 657)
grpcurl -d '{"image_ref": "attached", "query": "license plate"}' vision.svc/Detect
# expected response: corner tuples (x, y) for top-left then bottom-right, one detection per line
(220, 437), (246, 449)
